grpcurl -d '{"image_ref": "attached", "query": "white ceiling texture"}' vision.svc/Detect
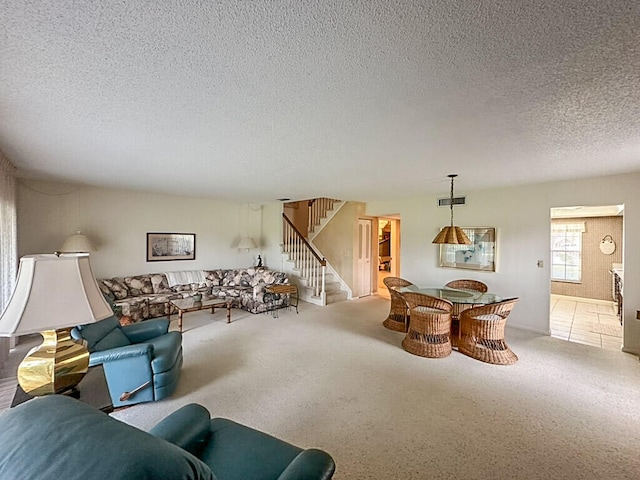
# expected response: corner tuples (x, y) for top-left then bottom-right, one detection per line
(1, 1), (639, 203)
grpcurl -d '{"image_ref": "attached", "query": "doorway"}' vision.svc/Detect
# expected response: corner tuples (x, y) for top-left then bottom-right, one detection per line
(376, 217), (401, 299)
(357, 218), (372, 297)
(549, 205), (623, 351)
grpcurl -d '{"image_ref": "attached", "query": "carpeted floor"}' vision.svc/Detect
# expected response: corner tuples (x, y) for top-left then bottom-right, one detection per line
(103, 296), (640, 479)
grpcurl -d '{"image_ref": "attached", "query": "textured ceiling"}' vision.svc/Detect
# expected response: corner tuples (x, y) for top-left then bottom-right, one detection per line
(1, 1), (639, 202)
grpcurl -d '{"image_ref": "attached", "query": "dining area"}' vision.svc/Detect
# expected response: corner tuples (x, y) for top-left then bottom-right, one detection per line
(382, 277), (519, 365)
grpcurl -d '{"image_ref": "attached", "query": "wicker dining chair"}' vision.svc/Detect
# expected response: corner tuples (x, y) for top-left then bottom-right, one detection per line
(445, 279), (488, 293)
(401, 292), (453, 358)
(458, 298), (519, 365)
(445, 279), (489, 345)
(382, 277), (413, 332)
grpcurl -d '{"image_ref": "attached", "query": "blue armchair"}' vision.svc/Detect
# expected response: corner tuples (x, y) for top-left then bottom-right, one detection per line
(71, 314), (182, 407)
(0, 395), (336, 480)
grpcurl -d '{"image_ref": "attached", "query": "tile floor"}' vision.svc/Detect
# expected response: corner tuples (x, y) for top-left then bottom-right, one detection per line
(376, 270), (391, 299)
(550, 294), (622, 351)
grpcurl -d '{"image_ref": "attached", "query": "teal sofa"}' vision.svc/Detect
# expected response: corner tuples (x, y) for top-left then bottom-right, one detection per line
(0, 395), (336, 480)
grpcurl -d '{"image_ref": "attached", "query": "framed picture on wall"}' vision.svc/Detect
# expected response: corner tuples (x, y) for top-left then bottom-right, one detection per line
(439, 227), (496, 272)
(146, 233), (196, 261)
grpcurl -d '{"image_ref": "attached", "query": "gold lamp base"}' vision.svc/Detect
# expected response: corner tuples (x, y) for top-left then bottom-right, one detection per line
(17, 328), (90, 396)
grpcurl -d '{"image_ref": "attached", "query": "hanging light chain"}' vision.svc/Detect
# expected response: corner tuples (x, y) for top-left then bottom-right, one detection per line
(449, 175), (454, 226)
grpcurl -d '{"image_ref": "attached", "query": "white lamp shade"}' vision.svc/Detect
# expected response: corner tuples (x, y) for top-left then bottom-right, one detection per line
(0, 254), (112, 336)
(237, 236), (258, 250)
(60, 231), (95, 253)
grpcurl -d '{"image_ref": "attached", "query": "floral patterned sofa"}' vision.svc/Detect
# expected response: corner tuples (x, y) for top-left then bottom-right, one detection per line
(97, 268), (290, 322)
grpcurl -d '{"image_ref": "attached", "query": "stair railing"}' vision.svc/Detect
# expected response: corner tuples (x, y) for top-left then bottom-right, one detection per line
(283, 213), (326, 299)
(307, 198), (339, 234)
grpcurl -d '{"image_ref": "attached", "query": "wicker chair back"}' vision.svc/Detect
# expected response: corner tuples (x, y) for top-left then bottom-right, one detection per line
(382, 277), (413, 332)
(401, 292), (453, 358)
(458, 298), (519, 365)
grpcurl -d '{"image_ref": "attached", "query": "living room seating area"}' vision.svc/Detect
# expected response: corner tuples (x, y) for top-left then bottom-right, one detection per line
(97, 268), (291, 322)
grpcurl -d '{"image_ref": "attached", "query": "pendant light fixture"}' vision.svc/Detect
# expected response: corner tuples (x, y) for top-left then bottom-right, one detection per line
(432, 174), (472, 245)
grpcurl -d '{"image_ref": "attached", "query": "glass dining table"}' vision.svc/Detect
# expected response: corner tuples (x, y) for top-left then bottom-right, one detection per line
(397, 285), (502, 306)
(397, 285), (503, 346)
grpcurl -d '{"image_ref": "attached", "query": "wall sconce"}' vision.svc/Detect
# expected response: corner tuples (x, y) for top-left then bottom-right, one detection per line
(58, 230), (95, 254)
(237, 236), (257, 252)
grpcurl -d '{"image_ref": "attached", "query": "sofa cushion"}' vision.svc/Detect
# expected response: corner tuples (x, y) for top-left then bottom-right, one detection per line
(220, 270), (239, 286)
(124, 275), (154, 295)
(204, 270), (226, 287)
(96, 280), (116, 300)
(117, 297), (150, 322)
(150, 273), (173, 294)
(102, 277), (129, 300)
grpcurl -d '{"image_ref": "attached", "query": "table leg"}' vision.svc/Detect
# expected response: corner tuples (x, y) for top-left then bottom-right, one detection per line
(178, 311), (183, 333)
(226, 302), (231, 323)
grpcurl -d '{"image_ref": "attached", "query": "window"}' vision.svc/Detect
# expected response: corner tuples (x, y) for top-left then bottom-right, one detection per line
(551, 223), (584, 282)
(0, 155), (17, 366)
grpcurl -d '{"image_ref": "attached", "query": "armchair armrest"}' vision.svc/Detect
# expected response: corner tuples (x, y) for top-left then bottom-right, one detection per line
(89, 343), (153, 366)
(149, 404), (212, 457)
(277, 449), (336, 480)
(121, 317), (169, 343)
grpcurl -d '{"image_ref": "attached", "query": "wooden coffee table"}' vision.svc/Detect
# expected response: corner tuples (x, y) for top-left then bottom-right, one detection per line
(169, 297), (232, 332)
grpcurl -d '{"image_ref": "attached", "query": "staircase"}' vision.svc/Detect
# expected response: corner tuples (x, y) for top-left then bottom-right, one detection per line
(282, 199), (350, 306)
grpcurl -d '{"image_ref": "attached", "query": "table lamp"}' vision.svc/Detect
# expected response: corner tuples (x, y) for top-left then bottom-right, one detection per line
(0, 254), (112, 396)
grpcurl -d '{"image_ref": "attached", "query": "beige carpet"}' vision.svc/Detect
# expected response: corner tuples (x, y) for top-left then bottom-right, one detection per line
(104, 296), (640, 479)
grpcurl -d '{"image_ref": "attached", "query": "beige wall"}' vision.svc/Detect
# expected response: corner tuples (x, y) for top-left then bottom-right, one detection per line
(17, 180), (283, 279)
(313, 201), (366, 293)
(551, 216), (623, 300)
(283, 201), (309, 236)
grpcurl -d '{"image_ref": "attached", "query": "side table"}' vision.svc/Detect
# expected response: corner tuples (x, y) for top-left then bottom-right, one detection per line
(11, 365), (113, 413)
(264, 284), (299, 317)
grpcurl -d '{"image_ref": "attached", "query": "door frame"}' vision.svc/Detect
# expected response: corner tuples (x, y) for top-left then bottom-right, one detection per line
(376, 216), (401, 294)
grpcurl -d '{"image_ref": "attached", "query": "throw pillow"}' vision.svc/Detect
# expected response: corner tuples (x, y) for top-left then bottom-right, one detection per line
(150, 274), (173, 294)
(102, 278), (129, 300)
(124, 275), (153, 295)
